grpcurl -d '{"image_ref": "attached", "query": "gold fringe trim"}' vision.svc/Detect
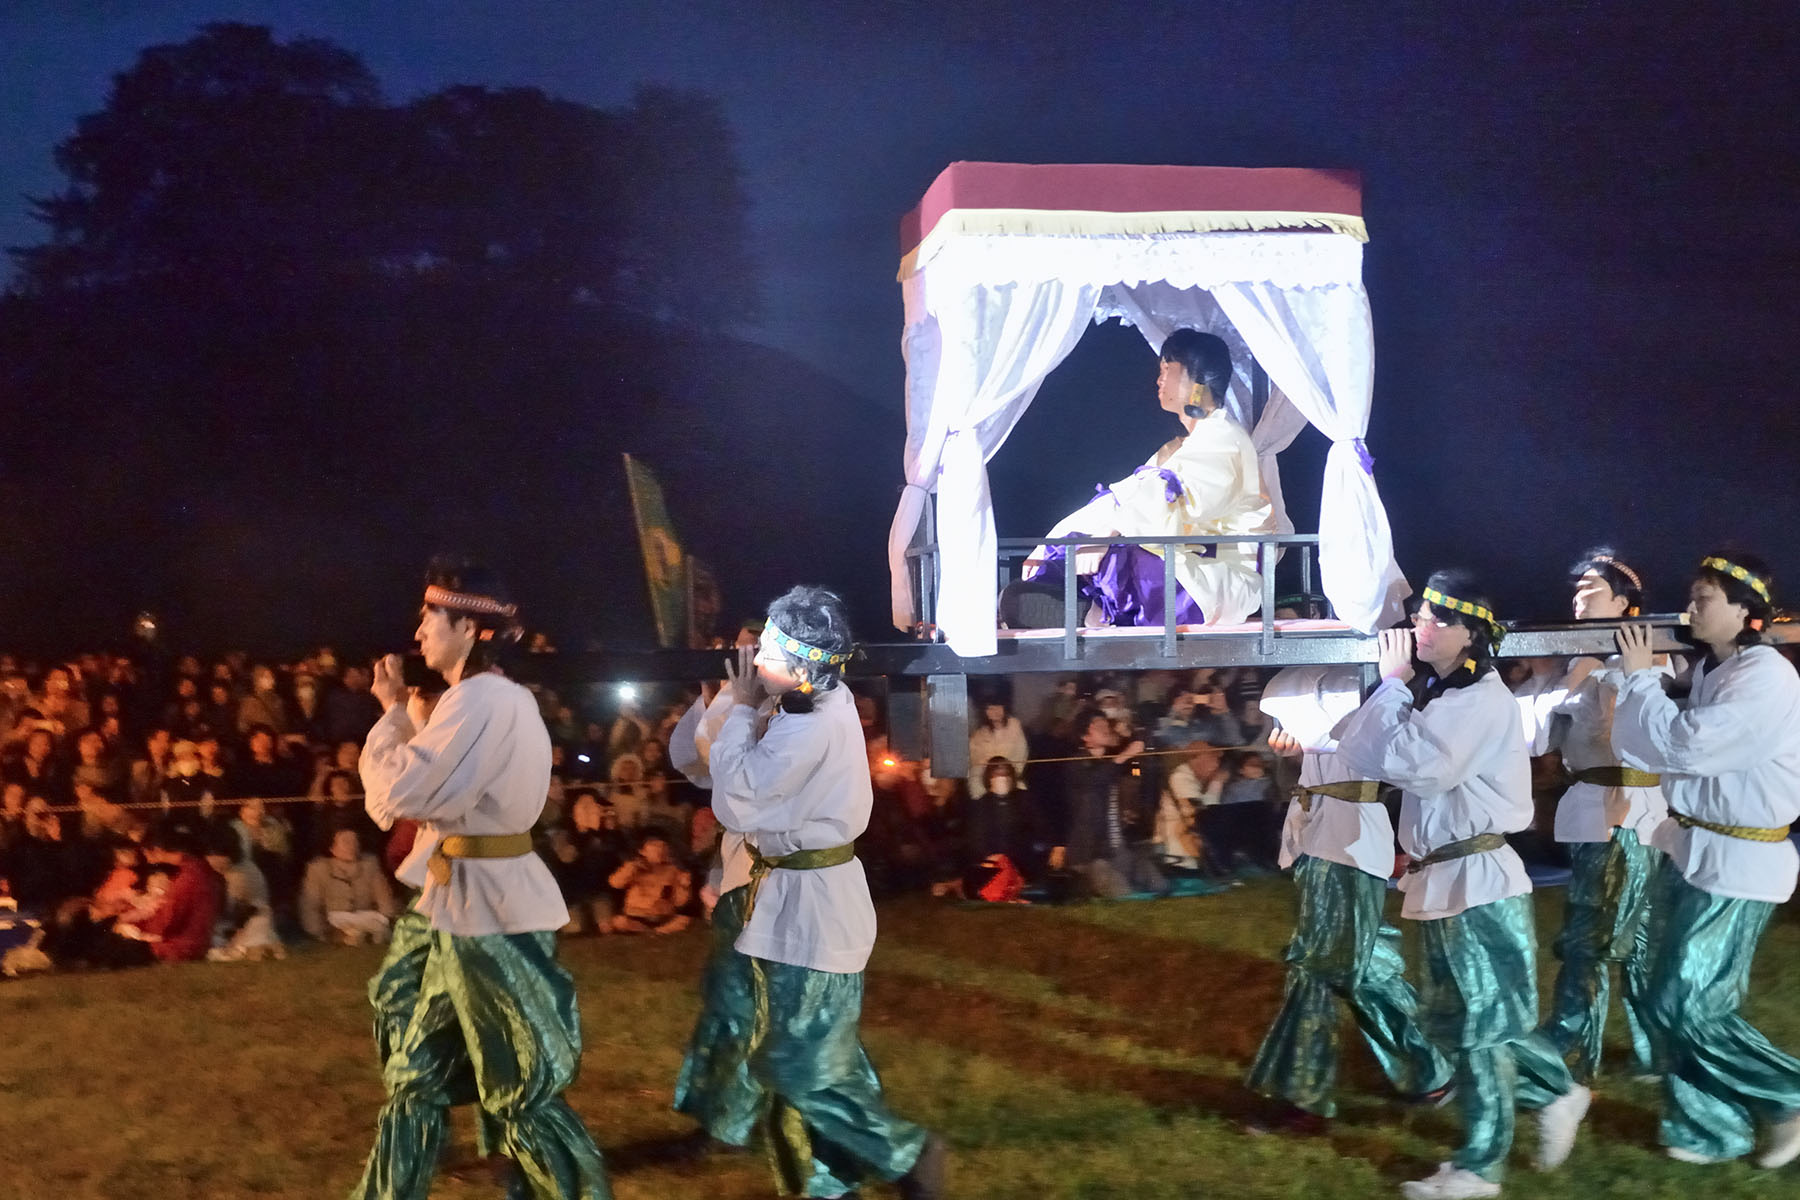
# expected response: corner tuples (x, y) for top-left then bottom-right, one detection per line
(899, 207), (1369, 279)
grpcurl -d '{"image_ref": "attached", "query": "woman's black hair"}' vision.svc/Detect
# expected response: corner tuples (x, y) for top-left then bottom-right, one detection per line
(1160, 329), (1233, 415)
(143, 819), (195, 856)
(1696, 548), (1776, 646)
(1569, 547), (1645, 616)
(423, 556), (522, 676)
(1411, 569), (1500, 703)
(766, 585), (855, 711)
(981, 756), (1017, 790)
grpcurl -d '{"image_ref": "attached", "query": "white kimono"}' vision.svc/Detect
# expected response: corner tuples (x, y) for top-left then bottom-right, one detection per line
(1264, 666), (1397, 880)
(669, 690), (755, 895)
(1611, 644), (1800, 904)
(362, 672), (567, 936)
(709, 685), (877, 974)
(1334, 673), (1534, 921)
(1025, 407), (1275, 626)
(1519, 657), (1669, 844)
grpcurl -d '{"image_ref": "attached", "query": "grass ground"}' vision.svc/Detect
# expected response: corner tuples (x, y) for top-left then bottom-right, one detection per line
(5, 880), (1800, 1199)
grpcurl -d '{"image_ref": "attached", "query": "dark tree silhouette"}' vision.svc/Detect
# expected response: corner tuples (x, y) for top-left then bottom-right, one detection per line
(9, 23), (758, 325)
(14, 23), (388, 290)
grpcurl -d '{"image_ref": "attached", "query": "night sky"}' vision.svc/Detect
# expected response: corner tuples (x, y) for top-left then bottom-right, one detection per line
(4, 2), (1798, 648)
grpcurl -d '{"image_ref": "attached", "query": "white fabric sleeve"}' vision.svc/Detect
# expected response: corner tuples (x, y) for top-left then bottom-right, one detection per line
(668, 696), (710, 787)
(708, 704), (821, 836)
(1518, 681), (1570, 755)
(1048, 435), (1246, 542)
(1611, 660), (1779, 776)
(1335, 679), (1499, 795)
(359, 686), (488, 829)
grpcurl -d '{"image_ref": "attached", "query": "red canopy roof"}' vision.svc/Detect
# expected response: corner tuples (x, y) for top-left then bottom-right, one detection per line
(899, 162), (1364, 256)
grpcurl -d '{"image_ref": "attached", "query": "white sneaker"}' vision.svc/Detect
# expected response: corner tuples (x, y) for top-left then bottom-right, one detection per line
(1399, 1163), (1501, 1199)
(1666, 1146), (1731, 1165)
(1535, 1083), (1590, 1169)
(1757, 1111), (1800, 1169)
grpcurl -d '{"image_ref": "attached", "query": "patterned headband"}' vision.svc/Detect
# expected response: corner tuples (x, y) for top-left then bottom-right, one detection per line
(423, 584), (519, 620)
(1420, 586), (1505, 647)
(765, 621), (852, 666)
(1588, 555), (1642, 591)
(1699, 557), (1772, 603)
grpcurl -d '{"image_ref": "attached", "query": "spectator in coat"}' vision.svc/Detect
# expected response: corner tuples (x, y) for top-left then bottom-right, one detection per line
(299, 828), (396, 944)
(968, 702), (1029, 799)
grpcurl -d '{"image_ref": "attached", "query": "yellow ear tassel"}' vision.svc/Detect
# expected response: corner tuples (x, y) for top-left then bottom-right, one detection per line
(797, 678), (813, 695)
(1463, 658), (1478, 675)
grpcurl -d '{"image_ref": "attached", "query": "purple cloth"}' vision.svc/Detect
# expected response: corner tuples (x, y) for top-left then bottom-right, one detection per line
(1131, 465), (1185, 503)
(1031, 541), (1205, 628)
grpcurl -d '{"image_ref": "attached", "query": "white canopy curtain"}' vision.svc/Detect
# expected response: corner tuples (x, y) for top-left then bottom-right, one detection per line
(888, 229), (1406, 657)
(1211, 281), (1411, 631)
(885, 275), (1104, 655)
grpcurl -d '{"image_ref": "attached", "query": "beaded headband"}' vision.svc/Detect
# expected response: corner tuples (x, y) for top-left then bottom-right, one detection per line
(423, 584), (519, 620)
(1420, 586), (1505, 647)
(1587, 555), (1642, 591)
(1699, 557), (1772, 603)
(764, 621), (851, 666)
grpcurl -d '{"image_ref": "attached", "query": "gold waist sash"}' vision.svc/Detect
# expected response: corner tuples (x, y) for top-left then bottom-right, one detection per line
(1406, 832), (1507, 874)
(1572, 766), (1661, 788)
(1670, 811), (1792, 844)
(427, 832), (535, 885)
(1294, 780), (1381, 814)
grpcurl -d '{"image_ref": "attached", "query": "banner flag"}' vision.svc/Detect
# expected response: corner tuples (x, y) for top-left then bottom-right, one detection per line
(623, 453), (687, 648)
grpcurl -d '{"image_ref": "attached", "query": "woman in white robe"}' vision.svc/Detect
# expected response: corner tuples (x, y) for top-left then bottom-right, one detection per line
(1333, 573), (1587, 1200)
(710, 587), (945, 1200)
(1021, 330), (1273, 627)
(1518, 551), (1667, 1084)
(1612, 551), (1800, 1169)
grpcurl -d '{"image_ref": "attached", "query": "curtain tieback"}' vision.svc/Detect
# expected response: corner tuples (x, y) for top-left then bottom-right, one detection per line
(1406, 832), (1507, 874)
(1293, 780), (1381, 813)
(1349, 437), (1375, 475)
(1572, 766), (1661, 789)
(1670, 810), (1792, 844)
(428, 832), (534, 885)
(743, 841), (857, 922)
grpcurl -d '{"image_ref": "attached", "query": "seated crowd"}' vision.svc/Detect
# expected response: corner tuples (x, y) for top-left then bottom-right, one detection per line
(16, 634), (1744, 974)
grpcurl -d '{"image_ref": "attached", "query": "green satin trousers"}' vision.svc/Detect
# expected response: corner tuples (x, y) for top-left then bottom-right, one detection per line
(1642, 862), (1800, 1160)
(1245, 855), (1452, 1116)
(672, 885), (763, 1145)
(352, 915), (611, 1199)
(749, 958), (929, 1197)
(1540, 829), (1658, 1082)
(1419, 894), (1575, 1182)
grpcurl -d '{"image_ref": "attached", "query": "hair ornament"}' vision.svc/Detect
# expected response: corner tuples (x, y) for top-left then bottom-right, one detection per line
(766, 621), (852, 666)
(1589, 554), (1643, 591)
(423, 584), (519, 619)
(1700, 557), (1772, 603)
(1421, 585), (1506, 648)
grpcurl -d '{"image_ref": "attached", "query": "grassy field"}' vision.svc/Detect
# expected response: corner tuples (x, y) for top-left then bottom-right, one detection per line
(5, 880), (1800, 1199)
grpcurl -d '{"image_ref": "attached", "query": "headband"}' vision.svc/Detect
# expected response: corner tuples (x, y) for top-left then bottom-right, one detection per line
(1587, 554), (1642, 591)
(423, 584), (519, 620)
(1420, 586), (1505, 647)
(1700, 557), (1772, 603)
(765, 621), (852, 666)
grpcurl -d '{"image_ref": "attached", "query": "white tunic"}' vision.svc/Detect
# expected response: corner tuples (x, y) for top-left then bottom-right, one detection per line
(1523, 658), (1669, 843)
(1510, 667), (1564, 757)
(1334, 674), (1533, 921)
(1263, 666), (1397, 880)
(709, 685), (876, 973)
(669, 690), (756, 894)
(1025, 407), (1275, 626)
(1611, 644), (1800, 904)
(362, 672), (567, 935)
